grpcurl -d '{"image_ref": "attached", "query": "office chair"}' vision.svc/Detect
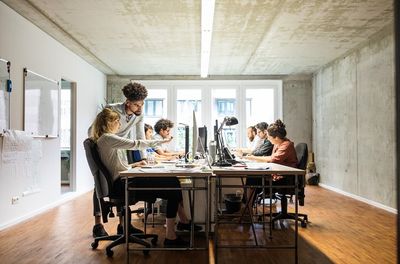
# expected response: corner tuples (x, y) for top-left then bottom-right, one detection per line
(271, 143), (309, 228)
(84, 138), (158, 257)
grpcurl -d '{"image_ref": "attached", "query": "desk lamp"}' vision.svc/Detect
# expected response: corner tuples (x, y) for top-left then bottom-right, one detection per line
(213, 116), (238, 167)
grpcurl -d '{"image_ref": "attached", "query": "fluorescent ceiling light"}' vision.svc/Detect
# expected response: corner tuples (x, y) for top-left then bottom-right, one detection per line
(201, 0), (215, 78)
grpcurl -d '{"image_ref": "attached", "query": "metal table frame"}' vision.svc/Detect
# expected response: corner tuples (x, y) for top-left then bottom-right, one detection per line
(120, 168), (212, 263)
(212, 163), (305, 264)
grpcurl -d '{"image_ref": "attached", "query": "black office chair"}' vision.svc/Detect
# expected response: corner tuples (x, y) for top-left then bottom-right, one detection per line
(271, 143), (309, 228)
(84, 138), (158, 257)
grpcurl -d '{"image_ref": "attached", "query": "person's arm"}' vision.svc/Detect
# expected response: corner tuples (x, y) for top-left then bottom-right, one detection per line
(130, 160), (147, 167)
(134, 115), (147, 158)
(243, 155), (271, 162)
(251, 140), (273, 156)
(235, 148), (252, 156)
(155, 148), (181, 157)
(104, 134), (172, 150)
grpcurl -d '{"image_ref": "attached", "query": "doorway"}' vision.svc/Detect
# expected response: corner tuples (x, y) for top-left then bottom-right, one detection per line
(60, 79), (76, 194)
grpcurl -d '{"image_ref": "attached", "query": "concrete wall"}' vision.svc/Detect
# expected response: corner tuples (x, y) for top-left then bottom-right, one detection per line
(0, 2), (106, 229)
(283, 77), (313, 150)
(313, 25), (395, 208)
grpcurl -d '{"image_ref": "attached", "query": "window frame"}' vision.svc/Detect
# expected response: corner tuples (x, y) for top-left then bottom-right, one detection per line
(141, 80), (282, 149)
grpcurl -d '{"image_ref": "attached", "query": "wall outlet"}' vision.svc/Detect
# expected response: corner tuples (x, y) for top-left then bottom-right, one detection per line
(11, 196), (19, 205)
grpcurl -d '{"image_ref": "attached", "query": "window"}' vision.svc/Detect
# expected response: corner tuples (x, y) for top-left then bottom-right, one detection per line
(216, 99), (235, 116)
(145, 99), (163, 117)
(176, 89), (202, 150)
(60, 88), (71, 149)
(144, 89), (168, 126)
(246, 89), (275, 127)
(212, 89), (237, 148)
(138, 80), (282, 150)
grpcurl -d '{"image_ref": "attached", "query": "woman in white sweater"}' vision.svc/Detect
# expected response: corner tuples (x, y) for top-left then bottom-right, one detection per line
(92, 108), (194, 247)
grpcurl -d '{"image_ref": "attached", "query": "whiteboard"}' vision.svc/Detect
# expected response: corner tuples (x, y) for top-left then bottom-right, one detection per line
(23, 68), (59, 137)
(0, 58), (10, 132)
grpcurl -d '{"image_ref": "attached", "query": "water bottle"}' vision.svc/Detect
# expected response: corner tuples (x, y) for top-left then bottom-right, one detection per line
(208, 140), (217, 164)
(147, 149), (155, 165)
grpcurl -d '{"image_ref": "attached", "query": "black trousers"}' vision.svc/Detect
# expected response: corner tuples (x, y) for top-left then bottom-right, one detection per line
(93, 177), (183, 219)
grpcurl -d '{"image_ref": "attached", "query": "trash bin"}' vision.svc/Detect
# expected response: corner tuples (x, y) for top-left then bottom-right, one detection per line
(306, 173), (320, 185)
(224, 193), (242, 214)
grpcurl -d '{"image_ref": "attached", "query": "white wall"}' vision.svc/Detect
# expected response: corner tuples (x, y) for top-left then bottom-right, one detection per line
(313, 25), (395, 209)
(0, 2), (106, 229)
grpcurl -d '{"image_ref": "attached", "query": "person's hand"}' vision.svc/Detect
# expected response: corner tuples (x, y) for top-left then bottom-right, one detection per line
(169, 155), (179, 160)
(235, 149), (244, 158)
(272, 175), (283, 181)
(131, 160), (147, 168)
(243, 155), (255, 160)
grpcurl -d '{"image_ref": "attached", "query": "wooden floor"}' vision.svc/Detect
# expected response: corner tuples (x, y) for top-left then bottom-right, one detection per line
(0, 186), (396, 264)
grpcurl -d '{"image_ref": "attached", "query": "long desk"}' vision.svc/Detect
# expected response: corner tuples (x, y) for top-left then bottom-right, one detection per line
(212, 163), (305, 264)
(119, 163), (305, 264)
(120, 166), (212, 263)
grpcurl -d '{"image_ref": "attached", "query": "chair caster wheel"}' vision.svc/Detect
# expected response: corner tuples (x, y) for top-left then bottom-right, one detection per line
(301, 221), (307, 228)
(151, 237), (158, 246)
(91, 241), (98, 249)
(106, 249), (114, 257)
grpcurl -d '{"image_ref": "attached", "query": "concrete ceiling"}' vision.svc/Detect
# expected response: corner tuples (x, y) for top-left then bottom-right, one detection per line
(2, 0), (393, 76)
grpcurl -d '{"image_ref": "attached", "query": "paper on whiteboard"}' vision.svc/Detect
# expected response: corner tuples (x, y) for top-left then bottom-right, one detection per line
(2, 130), (41, 163)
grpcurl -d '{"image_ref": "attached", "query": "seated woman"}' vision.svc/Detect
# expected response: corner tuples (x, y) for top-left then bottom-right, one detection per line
(243, 119), (298, 201)
(92, 108), (197, 247)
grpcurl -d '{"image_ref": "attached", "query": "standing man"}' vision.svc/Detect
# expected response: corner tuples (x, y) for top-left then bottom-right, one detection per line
(91, 81), (148, 238)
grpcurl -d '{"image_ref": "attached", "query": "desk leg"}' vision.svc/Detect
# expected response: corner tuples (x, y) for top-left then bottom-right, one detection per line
(206, 176), (210, 251)
(214, 176), (220, 264)
(294, 174), (299, 264)
(125, 178), (129, 264)
(269, 176), (273, 239)
(190, 179), (195, 247)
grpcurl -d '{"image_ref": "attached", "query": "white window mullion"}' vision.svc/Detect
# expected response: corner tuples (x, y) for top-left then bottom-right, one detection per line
(237, 84), (246, 148)
(168, 83), (178, 149)
(202, 84), (212, 143)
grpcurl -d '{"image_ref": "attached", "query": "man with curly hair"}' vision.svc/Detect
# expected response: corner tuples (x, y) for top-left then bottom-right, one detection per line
(90, 81), (148, 238)
(153, 118), (183, 157)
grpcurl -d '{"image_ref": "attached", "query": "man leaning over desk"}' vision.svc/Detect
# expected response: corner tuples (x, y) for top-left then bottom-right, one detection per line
(89, 81), (148, 238)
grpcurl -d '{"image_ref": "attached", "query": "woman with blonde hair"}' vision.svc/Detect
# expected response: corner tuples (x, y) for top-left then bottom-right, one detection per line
(91, 108), (195, 247)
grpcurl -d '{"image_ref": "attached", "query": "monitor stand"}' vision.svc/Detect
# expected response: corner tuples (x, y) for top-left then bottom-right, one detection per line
(213, 160), (232, 167)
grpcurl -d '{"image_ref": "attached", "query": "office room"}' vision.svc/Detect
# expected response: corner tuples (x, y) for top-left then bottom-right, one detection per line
(0, 0), (398, 263)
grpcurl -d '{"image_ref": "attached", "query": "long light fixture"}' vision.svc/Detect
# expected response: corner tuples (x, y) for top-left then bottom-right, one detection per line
(201, 0), (215, 78)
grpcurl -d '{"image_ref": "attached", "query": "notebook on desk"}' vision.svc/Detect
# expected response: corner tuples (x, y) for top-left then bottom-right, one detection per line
(140, 164), (165, 169)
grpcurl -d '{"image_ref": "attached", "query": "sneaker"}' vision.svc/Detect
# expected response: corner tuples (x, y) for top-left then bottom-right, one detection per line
(164, 236), (189, 248)
(92, 223), (109, 238)
(176, 221), (202, 232)
(117, 224), (144, 235)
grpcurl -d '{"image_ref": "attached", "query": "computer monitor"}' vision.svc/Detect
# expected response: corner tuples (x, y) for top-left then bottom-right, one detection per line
(197, 126), (207, 154)
(191, 111), (198, 161)
(182, 111), (199, 163)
